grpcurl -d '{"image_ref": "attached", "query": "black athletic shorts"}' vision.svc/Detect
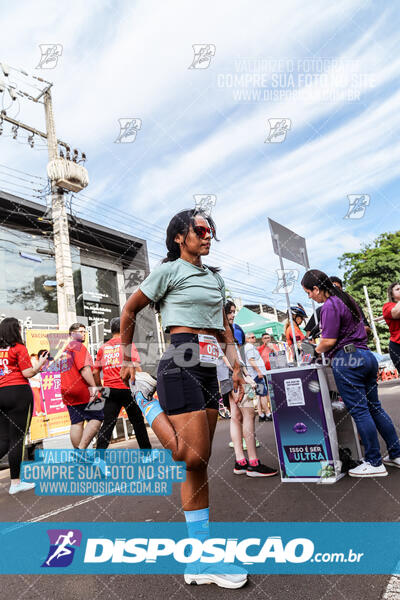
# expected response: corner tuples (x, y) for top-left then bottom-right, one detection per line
(157, 333), (219, 415)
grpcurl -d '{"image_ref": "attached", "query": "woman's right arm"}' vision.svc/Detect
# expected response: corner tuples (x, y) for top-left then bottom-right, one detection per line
(120, 289), (151, 386)
(21, 352), (49, 379)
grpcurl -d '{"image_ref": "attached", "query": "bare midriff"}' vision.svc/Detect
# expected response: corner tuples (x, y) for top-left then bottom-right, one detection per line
(169, 326), (221, 336)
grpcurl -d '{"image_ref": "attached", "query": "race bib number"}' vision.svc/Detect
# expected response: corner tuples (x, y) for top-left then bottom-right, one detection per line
(198, 334), (219, 365)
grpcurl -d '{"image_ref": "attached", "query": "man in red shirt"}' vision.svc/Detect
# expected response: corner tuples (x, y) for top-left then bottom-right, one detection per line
(60, 323), (103, 449)
(257, 333), (279, 371)
(93, 318), (151, 449)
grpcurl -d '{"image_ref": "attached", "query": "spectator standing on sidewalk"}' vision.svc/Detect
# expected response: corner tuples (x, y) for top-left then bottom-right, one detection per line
(94, 318), (151, 450)
(218, 312), (277, 477)
(257, 333), (279, 371)
(244, 332), (272, 421)
(225, 300), (246, 360)
(60, 323), (104, 449)
(382, 282), (400, 373)
(285, 305), (307, 349)
(0, 317), (48, 494)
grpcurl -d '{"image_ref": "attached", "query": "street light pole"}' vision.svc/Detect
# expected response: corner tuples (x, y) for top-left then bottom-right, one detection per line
(44, 90), (76, 329)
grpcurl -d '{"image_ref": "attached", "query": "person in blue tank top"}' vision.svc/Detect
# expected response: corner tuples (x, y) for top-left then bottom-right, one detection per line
(120, 208), (248, 589)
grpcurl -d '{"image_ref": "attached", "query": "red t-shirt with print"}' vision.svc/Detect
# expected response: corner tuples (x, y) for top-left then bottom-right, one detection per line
(383, 302), (400, 344)
(0, 343), (32, 388)
(60, 340), (93, 406)
(95, 337), (140, 390)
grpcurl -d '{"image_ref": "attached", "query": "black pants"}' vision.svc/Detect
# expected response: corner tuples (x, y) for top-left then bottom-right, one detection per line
(389, 340), (400, 372)
(96, 388), (151, 450)
(0, 385), (33, 479)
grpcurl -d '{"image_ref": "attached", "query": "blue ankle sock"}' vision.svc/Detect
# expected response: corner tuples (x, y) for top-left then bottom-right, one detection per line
(184, 507), (210, 542)
(135, 391), (163, 428)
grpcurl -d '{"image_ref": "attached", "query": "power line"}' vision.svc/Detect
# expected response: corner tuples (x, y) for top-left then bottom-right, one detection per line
(0, 165), (280, 283)
(0, 163), (47, 181)
(0, 166), (305, 308)
(72, 191), (279, 283)
(71, 195), (280, 292)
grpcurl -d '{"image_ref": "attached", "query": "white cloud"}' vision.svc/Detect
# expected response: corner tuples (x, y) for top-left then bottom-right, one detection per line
(1, 0), (399, 309)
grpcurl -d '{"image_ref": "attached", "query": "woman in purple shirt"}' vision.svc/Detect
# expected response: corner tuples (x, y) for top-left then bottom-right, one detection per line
(302, 269), (400, 478)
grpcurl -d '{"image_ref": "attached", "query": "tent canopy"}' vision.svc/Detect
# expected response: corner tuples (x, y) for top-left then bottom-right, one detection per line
(234, 307), (285, 340)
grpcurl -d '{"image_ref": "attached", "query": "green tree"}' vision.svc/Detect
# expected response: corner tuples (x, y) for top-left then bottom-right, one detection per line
(338, 231), (400, 353)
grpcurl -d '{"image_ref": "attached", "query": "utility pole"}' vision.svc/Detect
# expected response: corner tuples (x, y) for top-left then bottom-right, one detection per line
(43, 90), (76, 329)
(0, 62), (88, 330)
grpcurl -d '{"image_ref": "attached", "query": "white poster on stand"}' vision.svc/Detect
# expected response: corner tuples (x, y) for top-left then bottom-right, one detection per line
(284, 378), (305, 407)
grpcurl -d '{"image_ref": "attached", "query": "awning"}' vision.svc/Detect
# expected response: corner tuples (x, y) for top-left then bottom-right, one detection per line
(234, 307), (285, 340)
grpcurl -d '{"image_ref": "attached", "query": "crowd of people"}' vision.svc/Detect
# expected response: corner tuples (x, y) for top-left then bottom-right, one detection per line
(0, 206), (400, 589)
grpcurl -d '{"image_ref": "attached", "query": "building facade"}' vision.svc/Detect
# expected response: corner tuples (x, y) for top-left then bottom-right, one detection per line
(0, 191), (160, 371)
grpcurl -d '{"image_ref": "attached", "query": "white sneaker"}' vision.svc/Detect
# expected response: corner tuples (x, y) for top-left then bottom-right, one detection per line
(383, 455), (400, 469)
(130, 372), (157, 401)
(184, 565), (247, 589)
(9, 482), (36, 495)
(348, 461), (388, 478)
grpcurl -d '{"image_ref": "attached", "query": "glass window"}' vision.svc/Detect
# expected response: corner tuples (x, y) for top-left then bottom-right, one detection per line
(0, 226), (83, 315)
(80, 264), (119, 305)
(79, 264), (120, 336)
(0, 226), (58, 312)
(0, 225), (119, 336)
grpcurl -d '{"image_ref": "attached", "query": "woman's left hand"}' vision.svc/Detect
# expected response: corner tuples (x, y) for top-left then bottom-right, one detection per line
(232, 367), (245, 402)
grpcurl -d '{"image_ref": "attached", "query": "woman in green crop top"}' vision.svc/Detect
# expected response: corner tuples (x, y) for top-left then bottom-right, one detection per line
(120, 208), (247, 588)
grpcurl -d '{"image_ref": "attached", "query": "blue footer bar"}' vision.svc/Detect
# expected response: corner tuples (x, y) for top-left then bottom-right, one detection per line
(0, 522), (399, 574)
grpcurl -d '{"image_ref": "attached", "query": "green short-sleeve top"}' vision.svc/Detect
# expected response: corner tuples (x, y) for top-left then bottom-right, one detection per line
(139, 258), (226, 331)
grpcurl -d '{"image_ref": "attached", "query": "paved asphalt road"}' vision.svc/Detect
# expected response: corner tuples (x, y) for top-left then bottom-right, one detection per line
(0, 381), (399, 600)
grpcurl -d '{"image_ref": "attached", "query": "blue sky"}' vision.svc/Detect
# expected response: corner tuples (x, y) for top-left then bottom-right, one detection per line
(0, 0), (399, 314)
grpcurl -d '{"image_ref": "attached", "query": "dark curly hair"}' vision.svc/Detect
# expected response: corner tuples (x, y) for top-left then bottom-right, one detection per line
(301, 269), (362, 323)
(152, 208), (220, 313)
(387, 281), (400, 303)
(0, 317), (24, 348)
(162, 208), (219, 263)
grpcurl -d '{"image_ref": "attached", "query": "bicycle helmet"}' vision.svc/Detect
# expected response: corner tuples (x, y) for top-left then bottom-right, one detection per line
(289, 304), (307, 319)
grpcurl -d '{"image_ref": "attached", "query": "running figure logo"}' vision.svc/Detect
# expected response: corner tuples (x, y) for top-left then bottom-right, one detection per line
(193, 194), (216, 217)
(125, 269), (147, 289)
(272, 269), (299, 294)
(114, 118), (142, 143)
(36, 44), (63, 69)
(265, 119), (291, 143)
(344, 194), (370, 219)
(42, 529), (82, 568)
(188, 44), (216, 69)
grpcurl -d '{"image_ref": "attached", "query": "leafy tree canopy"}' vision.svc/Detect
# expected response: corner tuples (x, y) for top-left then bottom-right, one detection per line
(338, 231), (400, 352)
